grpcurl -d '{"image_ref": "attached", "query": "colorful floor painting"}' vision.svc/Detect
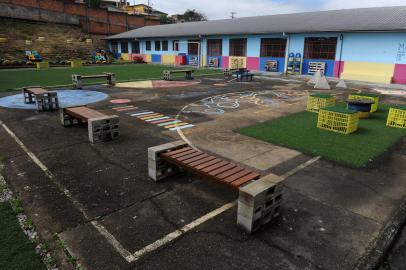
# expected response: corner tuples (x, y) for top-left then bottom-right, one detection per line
(110, 104), (195, 131)
(115, 80), (200, 89)
(0, 90), (108, 109)
(110, 99), (132, 104)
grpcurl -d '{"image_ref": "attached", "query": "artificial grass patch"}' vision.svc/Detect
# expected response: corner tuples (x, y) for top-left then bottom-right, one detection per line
(0, 64), (220, 91)
(0, 202), (46, 270)
(237, 104), (406, 167)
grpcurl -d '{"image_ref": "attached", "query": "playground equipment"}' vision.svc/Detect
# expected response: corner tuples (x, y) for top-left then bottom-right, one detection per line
(287, 53), (294, 73)
(386, 105), (406, 129)
(317, 107), (359, 134)
(293, 53), (302, 74)
(306, 93), (336, 113)
(347, 99), (375, 118)
(25, 50), (42, 63)
(93, 49), (108, 64)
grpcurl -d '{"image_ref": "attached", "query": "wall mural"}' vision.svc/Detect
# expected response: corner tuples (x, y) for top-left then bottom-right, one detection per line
(230, 57), (245, 69)
(396, 43), (406, 62)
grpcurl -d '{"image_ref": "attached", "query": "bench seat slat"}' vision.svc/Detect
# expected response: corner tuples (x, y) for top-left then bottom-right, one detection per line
(230, 172), (261, 187)
(187, 156), (217, 167)
(176, 151), (205, 162)
(65, 107), (107, 121)
(164, 146), (193, 157)
(26, 87), (47, 95)
(193, 158), (223, 170)
(182, 153), (209, 164)
(222, 169), (253, 183)
(216, 167), (247, 180)
(201, 161), (230, 173)
(208, 164), (237, 176)
(170, 149), (199, 159)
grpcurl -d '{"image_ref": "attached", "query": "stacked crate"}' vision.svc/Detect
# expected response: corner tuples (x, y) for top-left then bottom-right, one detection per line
(386, 105), (406, 129)
(306, 93), (336, 113)
(317, 106), (359, 134)
(348, 93), (379, 112)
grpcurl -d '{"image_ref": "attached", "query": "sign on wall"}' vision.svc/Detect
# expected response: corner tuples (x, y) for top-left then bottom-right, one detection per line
(189, 56), (199, 66)
(396, 43), (406, 62)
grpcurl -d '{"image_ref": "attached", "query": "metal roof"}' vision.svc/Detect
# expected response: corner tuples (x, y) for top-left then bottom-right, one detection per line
(106, 6), (406, 40)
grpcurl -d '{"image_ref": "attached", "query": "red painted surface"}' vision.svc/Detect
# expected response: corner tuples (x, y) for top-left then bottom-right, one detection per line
(110, 99), (131, 104)
(334, 61), (345, 78)
(393, 64), (406, 84)
(246, 57), (260, 70)
(222, 56), (229, 69)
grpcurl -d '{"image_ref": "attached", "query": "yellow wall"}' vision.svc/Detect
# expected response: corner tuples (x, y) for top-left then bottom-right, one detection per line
(144, 54), (151, 63)
(121, 53), (130, 61)
(162, 55), (175, 65)
(229, 56), (246, 69)
(126, 5), (149, 13)
(341, 61), (395, 84)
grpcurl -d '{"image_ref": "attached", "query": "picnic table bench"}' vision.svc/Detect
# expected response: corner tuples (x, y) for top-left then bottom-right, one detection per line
(72, 73), (116, 89)
(163, 69), (194, 81)
(60, 106), (119, 143)
(22, 86), (59, 112)
(148, 141), (284, 233)
(223, 68), (246, 76)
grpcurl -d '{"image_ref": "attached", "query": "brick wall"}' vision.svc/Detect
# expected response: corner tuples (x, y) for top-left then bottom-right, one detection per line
(0, 0), (160, 35)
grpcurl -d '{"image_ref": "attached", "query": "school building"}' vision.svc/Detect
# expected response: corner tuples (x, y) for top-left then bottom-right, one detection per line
(106, 6), (406, 84)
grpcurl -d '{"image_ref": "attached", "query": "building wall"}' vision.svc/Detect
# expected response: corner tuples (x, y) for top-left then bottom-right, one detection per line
(109, 31), (406, 84)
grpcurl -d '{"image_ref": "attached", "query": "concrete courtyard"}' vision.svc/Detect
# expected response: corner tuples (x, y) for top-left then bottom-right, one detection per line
(0, 75), (405, 270)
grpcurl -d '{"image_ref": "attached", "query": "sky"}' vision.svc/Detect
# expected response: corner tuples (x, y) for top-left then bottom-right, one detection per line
(134, 0), (406, 19)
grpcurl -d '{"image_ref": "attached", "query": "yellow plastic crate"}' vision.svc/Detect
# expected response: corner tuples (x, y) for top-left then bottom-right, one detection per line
(36, 62), (49, 69)
(306, 93), (336, 113)
(386, 106), (406, 129)
(317, 107), (359, 134)
(348, 93), (379, 112)
(70, 60), (83, 68)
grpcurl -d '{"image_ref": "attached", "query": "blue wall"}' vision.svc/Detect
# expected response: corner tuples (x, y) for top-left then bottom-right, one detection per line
(259, 57), (285, 72)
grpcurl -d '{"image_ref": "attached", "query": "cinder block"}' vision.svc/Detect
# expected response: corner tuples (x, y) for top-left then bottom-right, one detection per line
(72, 74), (82, 89)
(88, 115), (120, 143)
(60, 108), (79, 126)
(147, 140), (188, 181)
(237, 173), (284, 233)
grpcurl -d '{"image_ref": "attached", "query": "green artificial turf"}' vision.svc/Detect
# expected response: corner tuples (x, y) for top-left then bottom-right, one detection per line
(0, 64), (221, 92)
(237, 104), (406, 167)
(0, 202), (46, 270)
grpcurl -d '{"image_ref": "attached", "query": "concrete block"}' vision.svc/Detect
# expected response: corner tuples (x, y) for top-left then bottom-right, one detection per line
(237, 173), (284, 233)
(163, 70), (172, 81)
(60, 108), (79, 126)
(72, 74), (82, 89)
(308, 70), (322, 84)
(88, 115), (120, 143)
(148, 140), (188, 181)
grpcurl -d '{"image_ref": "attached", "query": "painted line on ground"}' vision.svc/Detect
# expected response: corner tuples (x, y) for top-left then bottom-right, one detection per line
(146, 117), (170, 122)
(280, 156), (321, 179)
(115, 107), (138, 112)
(164, 122), (189, 129)
(0, 120), (135, 263)
(140, 114), (164, 120)
(130, 111), (154, 116)
(169, 124), (195, 131)
(131, 201), (236, 262)
(157, 120), (181, 126)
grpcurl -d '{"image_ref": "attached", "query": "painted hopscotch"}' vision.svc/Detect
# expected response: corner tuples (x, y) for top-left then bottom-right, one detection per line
(110, 104), (195, 131)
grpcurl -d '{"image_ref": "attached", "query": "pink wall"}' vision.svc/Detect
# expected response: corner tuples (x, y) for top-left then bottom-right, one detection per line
(247, 57), (260, 70)
(221, 56), (229, 69)
(334, 61), (345, 78)
(393, 64), (406, 84)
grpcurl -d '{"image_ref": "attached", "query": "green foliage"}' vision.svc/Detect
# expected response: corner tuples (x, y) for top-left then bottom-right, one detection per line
(10, 197), (23, 214)
(0, 64), (220, 91)
(0, 202), (46, 270)
(160, 14), (173, 24)
(86, 0), (101, 8)
(179, 9), (207, 22)
(237, 104), (406, 167)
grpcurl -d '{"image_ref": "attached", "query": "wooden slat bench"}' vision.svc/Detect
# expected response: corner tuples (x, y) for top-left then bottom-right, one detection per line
(22, 86), (59, 112)
(72, 73), (116, 89)
(148, 141), (284, 233)
(60, 106), (120, 143)
(163, 69), (194, 81)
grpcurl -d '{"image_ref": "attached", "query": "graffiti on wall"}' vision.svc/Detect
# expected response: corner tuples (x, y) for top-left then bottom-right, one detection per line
(230, 57), (244, 69)
(397, 43), (406, 62)
(189, 56), (199, 66)
(208, 57), (219, 67)
(182, 90), (306, 115)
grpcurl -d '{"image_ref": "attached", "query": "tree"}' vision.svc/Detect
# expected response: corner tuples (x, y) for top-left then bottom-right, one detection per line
(86, 0), (100, 8)
(160, 14), (173, 24)
(181, 9), (207, 22)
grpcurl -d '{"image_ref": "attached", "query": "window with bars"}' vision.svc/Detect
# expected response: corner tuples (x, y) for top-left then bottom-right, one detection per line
(207, 39), (222, 56)
(173, 40), (179, 51)
(188, 40), (199, 55)
(229, 39), (247, 56)
(155, 40), (161, 51)
(146, 41), (151, 51)
(121, 42), (128, 53)
(260, 38), (287, 58)
(304, 37), (338, 60)
(162, 40), (168, 51)
(131, 41), (140, 54)
(111, 42), (118, 53)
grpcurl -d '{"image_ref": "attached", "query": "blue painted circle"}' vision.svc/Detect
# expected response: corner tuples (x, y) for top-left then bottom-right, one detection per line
(0, 90), (108, 109)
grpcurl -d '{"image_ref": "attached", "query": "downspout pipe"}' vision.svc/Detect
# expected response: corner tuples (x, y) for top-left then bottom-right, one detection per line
(338, 34), (344, 78)
(283, 32), (290, 74)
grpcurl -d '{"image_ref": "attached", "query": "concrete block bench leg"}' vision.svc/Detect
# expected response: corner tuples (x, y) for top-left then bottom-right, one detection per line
(237, 173), (284, 233)
(35, 92), (59, 112)
(60, 108), (81, 127)
(148, 140), (188, 181)
(88, 115), (120, 143)
(163, 71), (172, 81)
(22, 88), (35, 104)
(105, 73), (116, 86)
(72, 75), (82, 89)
